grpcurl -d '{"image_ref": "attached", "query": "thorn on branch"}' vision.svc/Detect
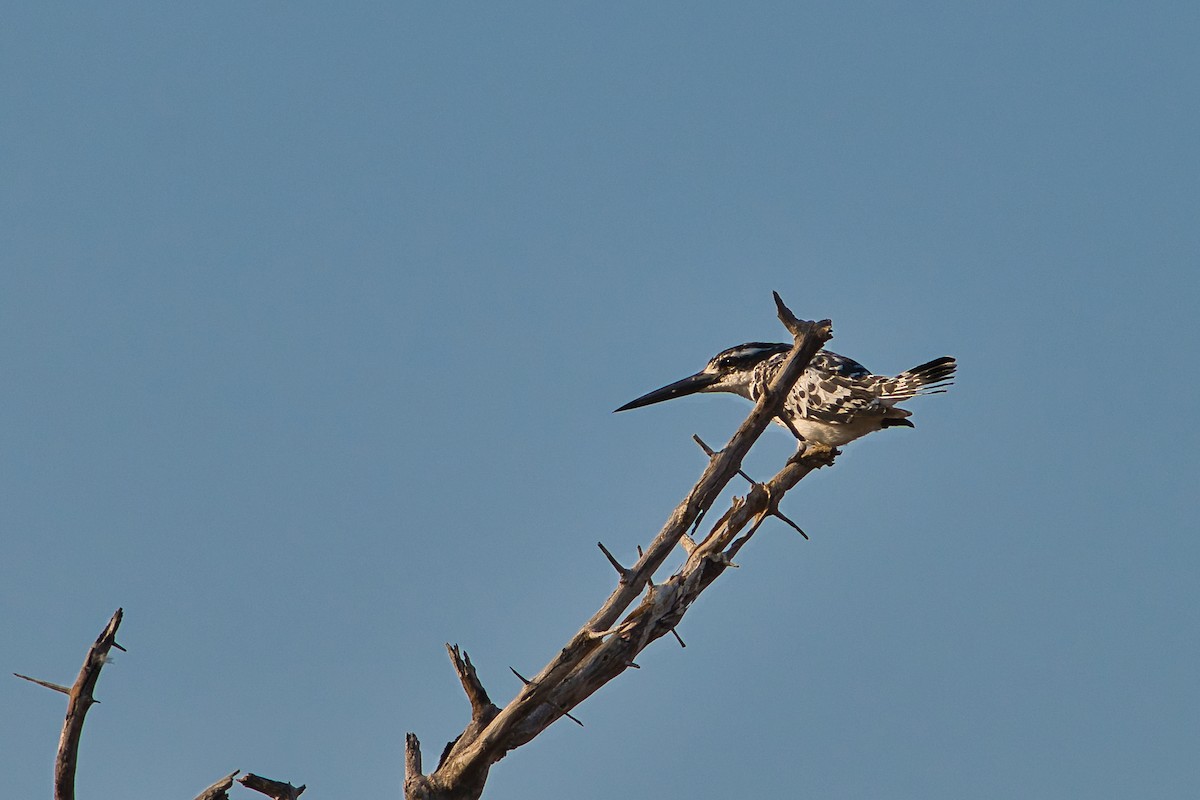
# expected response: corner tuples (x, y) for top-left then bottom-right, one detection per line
(670, 628), (687, 648)
(510, 667), (584, 727)
(632, 544), (659, 586)
(774, 509), (809, 540)
(627, 662), (640, 669)
(13, 673), (71, 695)
(694, 434), (757, 486)
(597, 541), (632, 583)
(772, 290), (802, 332)
(692, 434), (718, 460)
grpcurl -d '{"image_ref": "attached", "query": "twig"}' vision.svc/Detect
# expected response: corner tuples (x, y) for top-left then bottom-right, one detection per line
(13, 673), (71, 695)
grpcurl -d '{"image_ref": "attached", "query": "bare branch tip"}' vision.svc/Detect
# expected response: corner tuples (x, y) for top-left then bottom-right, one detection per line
(405, 733), (423, 780)
(773, 291), (801, 329)
(449, 642), (474, 666)
(13, 672), (71, 694)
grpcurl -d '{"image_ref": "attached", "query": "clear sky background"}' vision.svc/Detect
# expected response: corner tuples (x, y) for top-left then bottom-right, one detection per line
(3, 4), (1198, 799)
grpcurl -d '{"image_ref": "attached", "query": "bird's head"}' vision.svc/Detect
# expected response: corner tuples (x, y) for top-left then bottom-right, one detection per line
(614, 342), (791, 412)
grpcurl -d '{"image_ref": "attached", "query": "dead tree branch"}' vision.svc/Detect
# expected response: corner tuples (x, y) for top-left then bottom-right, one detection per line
(12, 608), (124, 800)
(17, 612), (303, 800)
(238, 773), (306, 800)
(194, 772), (240, 800)
(405, 293), (835, 799)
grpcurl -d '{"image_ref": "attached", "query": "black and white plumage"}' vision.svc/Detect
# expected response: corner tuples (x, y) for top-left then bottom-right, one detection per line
(615, 342), (956, 447)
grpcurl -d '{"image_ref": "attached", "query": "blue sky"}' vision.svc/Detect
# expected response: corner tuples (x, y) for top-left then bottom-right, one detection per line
(3, 3), (1197, 798)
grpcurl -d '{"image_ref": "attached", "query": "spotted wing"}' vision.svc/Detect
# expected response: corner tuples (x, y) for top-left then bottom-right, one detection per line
(791, 351), (889, 423)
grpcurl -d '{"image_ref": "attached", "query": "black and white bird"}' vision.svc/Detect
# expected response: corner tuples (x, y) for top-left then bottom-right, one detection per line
(615, 342), (956, 447)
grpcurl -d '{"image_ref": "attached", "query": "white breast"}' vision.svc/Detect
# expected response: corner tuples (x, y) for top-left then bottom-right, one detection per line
(779, 415), (881, 446)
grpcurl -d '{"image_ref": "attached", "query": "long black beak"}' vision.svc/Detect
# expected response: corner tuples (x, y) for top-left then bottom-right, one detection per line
(614, 372), (719, 412)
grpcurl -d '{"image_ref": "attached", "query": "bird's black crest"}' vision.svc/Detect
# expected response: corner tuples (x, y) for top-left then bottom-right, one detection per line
(711, 342), (790, 369)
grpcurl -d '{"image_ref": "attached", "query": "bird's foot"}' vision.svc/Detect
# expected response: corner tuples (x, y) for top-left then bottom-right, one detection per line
(787, 439), (809, 464)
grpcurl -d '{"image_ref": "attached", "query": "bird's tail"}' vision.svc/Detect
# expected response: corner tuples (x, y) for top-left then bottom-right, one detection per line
(879, 356), (957, 400)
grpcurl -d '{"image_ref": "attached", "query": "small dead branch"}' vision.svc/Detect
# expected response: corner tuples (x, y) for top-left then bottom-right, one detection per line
(238, 773), (306, 800)
(433, 645), (501, 775)
(194, 772), (240, 800)
(13, 673), (72, 694)
(447, 644), (495, 720)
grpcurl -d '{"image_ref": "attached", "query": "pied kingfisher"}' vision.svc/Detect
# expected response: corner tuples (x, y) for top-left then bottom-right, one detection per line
(615, 342), (956, 447)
